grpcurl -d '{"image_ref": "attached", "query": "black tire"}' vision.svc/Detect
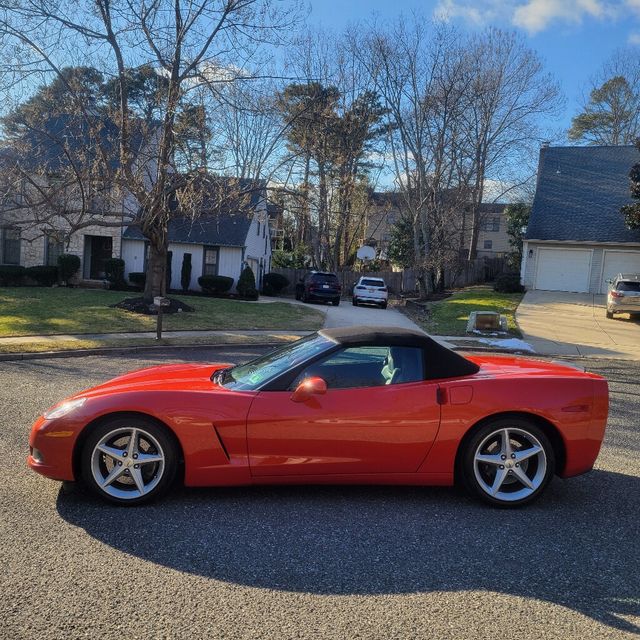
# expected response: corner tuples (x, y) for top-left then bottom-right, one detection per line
(295, 290), (301, 301)
(606, 309), (613, 319)
(352, 297), (358, 306)
(302, 291), (309, 303)
(80, 416), (177, 506)
(333, 298), (340, 306)
(381, 301), (387, 309)
(460, 417), (555, 508)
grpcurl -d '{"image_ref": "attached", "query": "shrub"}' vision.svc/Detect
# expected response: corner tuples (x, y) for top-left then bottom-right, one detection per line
(104, 258), (126, 289)
(494, 272), (524, 293)
(57, 253), (81, 285)
(0, 265), (26, 286)
(166, 251), (173, 290)
(262, 272), (289, 296)
(237, 265), (258, 299)
(26, 265), (58, 286)
(198, 274), (234, 295)
(128, 272), (146, 289)
(181, 253), (192, 292)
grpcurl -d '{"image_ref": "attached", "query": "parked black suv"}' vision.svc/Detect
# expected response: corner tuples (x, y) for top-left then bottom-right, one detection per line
(295, 271), (342, 306)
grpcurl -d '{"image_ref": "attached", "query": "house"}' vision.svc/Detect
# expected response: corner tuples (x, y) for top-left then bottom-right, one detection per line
(364, 192), (403, 259)
(121, 178), (272, 291)
(521, 145), (640, 294)
(0, 115), (149, 282)
(475, 203), (509, 258)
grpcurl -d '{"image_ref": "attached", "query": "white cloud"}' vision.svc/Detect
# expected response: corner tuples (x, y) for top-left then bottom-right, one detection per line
(513, 0), (610, 33)
(435, 0), (625, 33)
(629, 31), (640, 44)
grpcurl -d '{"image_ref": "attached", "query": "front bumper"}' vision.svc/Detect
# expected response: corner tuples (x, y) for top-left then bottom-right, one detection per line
(27, 415), (77, 481)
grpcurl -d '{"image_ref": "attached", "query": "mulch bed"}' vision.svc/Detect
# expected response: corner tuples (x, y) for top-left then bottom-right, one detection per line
(111, 297), (195, 315)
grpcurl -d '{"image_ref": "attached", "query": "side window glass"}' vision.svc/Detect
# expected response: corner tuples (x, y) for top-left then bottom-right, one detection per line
(291, 346), (424, 390)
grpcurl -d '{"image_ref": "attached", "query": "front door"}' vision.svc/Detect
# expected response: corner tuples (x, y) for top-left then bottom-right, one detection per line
(247, 345), (441, 476)
(85, 235), (113, 279)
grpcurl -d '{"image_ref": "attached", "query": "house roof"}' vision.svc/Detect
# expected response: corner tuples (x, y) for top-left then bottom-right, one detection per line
(526, 145), (640, 243)
(0, 114), (149, 173)
(123, 177), (265, 247)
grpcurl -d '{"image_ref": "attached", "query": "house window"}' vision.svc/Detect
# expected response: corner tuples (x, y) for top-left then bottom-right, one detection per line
(1, 227), (20, 265)
(256, 220), (260, 236)
(484, 240), (493, 250)
(482, 217), (500, 232)
(45, 235), (64, 267)
(203, 246), (218, 275)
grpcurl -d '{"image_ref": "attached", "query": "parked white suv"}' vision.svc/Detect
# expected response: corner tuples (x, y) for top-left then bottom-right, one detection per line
(352, 277), (388, 309)
(606, 273), (640, 319)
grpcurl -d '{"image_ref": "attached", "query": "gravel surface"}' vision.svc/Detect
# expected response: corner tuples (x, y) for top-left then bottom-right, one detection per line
(1, 348), (638, 639)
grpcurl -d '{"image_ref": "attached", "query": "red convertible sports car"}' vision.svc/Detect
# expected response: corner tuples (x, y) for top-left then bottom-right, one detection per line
(28, 326), (609, 507)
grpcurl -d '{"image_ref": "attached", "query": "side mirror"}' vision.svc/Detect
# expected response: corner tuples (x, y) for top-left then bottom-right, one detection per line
(291, 377), (327, 402)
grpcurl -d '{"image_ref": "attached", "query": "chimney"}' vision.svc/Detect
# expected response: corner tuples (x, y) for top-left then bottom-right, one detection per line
(541, 141), (551, 148)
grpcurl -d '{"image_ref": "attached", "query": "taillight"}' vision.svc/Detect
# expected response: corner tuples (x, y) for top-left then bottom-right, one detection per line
(380, 287), (387, 292)
(356, 285), (366, 290)
(611, 291), (624, 299)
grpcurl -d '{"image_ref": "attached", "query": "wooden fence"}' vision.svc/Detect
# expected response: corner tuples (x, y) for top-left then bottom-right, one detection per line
(272, 257), (505, 297)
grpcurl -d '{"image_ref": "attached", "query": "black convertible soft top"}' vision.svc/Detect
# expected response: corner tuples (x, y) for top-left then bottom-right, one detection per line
(319, 325), (480, 379)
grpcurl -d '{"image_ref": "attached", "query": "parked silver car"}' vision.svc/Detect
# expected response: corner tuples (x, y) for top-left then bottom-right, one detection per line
(606, 273), (640, 319)
(352, 276), (388, 308)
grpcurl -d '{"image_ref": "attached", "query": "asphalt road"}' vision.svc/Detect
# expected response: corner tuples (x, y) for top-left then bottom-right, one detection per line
(1, 348), (639, 639)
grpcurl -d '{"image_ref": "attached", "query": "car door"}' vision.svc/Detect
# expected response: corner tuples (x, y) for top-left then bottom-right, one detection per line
(246, 345), (442, 476)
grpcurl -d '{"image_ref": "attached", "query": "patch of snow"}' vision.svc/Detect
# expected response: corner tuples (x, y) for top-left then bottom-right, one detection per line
(478, 337), (536, 352)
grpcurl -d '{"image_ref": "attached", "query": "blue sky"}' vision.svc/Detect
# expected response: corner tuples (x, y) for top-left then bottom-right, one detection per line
(307, 0), (640, 138)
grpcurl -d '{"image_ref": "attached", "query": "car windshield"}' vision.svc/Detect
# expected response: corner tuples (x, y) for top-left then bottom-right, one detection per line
(215, 333), (333, 391)
(617, 281), (640, 292)
(361, 278), (385, 287)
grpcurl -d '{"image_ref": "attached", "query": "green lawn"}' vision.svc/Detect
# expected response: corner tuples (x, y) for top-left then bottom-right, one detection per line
(407, 286), (524, 336)
(0, 287), (324, 337)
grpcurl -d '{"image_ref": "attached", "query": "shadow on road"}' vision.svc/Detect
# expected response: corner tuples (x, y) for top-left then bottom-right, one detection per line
(57, 470), (639, 633)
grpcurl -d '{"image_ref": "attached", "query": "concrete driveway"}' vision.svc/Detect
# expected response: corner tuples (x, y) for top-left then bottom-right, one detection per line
(274, 296), (426, 332)
(517, 290), (640, 359)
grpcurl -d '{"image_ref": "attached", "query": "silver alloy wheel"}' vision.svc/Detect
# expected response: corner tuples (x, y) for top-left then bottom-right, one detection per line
(473, 427), (547, 503)
(90, 427), (165, 500)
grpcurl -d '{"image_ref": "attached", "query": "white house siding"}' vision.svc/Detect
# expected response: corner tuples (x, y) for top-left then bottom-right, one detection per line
(168, 242), (204, 291)
(121, 238), (145, 279)
(522, 241), (640, 294)
(218, 246), (243, 288)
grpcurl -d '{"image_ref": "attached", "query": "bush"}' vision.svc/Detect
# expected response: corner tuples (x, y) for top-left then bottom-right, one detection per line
(26, 265), (58, 286)
(262, 272), (289, 296)
(0, 265), (26, 286)
(166, 251), (173, 290)
(198, 274), (234, 295)
(181, 253), (192, 292)
(237, 265), (258, 299)
(57, 253), (81, 285)
(128, 272), (146, 289)
(494, 272), (524, 293)
(104, 258), (126, 289)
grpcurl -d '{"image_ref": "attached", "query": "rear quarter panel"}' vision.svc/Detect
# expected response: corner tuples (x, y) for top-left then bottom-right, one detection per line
(420, 375), (608, 478)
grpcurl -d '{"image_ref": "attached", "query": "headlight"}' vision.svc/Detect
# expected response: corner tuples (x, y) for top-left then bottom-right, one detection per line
(43, 397), (86, 420)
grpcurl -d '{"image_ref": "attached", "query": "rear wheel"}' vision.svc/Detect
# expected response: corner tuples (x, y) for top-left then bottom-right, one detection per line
(606, 309), (614, 319)
(352, 297), (358, 306)
(333, 298), (340, 306)
(81, 416), (177, 505)
(381, 301), (387, 309)
(461, 418), (554, 507)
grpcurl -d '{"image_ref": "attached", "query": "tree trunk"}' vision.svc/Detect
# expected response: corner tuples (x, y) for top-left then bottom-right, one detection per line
(143, 236), (168, 303)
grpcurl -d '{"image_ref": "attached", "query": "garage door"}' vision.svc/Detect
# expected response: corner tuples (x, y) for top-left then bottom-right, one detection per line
(600, 250), (640, 293)
(535, 248), (592, 293)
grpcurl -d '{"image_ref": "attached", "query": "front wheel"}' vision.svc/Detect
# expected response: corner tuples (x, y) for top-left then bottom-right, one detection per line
(80, 416), (177, 505)
(461, 418), (554, 507)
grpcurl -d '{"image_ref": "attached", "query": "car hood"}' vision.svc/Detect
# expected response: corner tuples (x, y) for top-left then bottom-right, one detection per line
(75, 363), (232, 398)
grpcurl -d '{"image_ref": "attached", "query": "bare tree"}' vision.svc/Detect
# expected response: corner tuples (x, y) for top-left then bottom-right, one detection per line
(0, 0), (300, 301)
(461, 28), (562, 259)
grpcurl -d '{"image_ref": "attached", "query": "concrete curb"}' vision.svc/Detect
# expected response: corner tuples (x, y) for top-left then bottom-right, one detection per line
(0, 341), (286, 362)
